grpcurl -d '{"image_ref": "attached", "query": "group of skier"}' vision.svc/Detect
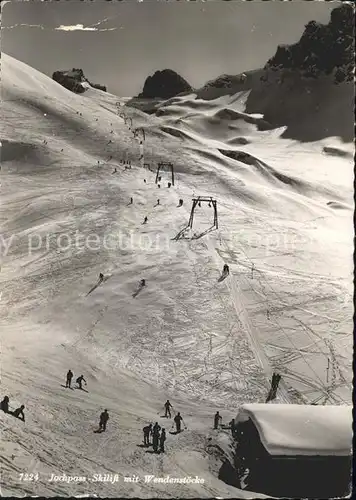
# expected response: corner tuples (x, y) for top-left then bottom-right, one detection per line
(1, 396), (26, 422)
(140, 401), (186, 453)
(142, 422), (166, 453)
(65, 370), (87, 390)
(140, 403), (235, 454)
(37, 110), (235, 448)
(163, 400), (185, 433)
(64, 370), (109, 432)
(81, 111), (232, 445)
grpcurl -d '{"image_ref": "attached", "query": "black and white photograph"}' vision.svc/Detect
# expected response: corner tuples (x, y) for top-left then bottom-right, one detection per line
(0, 0), (354, 497)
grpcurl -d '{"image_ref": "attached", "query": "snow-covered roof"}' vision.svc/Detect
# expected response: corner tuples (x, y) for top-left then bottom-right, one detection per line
(236, 404), (352, 457)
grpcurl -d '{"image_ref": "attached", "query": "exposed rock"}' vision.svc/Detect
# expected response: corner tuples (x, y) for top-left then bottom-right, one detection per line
(90, 82), (107, 92)
(265, 3), (354, 83)
(138, 69), (192, 99)
(195, 4), (354, 142)
(52, 68), (107, 94)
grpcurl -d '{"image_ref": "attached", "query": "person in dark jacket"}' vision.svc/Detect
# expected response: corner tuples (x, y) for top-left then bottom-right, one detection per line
(152, 422), (161, 434)
(229, 418), (236, 437)
(164, 400), (173, 418)
(214, 411), (222, 429)
(66, 370), (73, 388)
(159, 428), (166, 453)
(99, 409), (109, 431)
(174, 412), (183, 433)
(13, 405), (25, 422)
(143, 423), (152, 446)
(1, 396), (9, 413)
(152, 424), (160, 453)
(76, 375), (86, 390)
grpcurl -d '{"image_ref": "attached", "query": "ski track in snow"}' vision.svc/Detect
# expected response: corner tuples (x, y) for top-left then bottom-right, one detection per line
(0, 54), (353, 496)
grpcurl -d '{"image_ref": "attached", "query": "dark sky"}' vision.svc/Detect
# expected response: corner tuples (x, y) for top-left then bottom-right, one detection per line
(2, 0), (337, 97)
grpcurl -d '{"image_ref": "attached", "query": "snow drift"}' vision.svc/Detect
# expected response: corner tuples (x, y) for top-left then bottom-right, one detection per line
(235, 403), (352, 456)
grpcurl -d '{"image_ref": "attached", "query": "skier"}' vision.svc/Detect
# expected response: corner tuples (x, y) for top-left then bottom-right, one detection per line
(229, 418), (236, 438)
(99, 273), (104, 281)
(164, 400), (173, 418)
(143, 216), (148, 224)
(214, 411), (222, 429)
(168, 183), (171, 188)
(266, 372), (281, 403)
(1, 396), (9, 413)
(152, 423), (160, 453)
(159, 428), (166, 453)
(174, 412), (183, 433)
(13, 405), (25, 422)
(178, 199), (183, 207)
(66, 370), (73, 388)
(99, 409), (109, 431)
(223, 264), (230, 275)
(152, 422), (161, 434)
(112, 168), (117, 174)
(130, 197), (133, 204)
(143, 423), (152, 446)
(156, 199), (160, 206)
(140, 279), (146, 287)
(76, 375), (86, 390)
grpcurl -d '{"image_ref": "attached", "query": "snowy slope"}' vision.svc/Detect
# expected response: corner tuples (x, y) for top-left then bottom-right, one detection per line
(1, 54), (353, 496)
